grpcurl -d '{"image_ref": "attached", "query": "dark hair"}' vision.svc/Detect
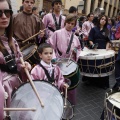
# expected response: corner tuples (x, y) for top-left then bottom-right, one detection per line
(79, 16), (85, 21)
(0, 0), (14, 52)
(97, 15), (109, 36)
(69, 6), (77, 13)
(64, 14), (78, 27)
(32, 7), (37, 12)
(22, 0), (35, 3)
(38, 43), (53, 54)
(87, 13), (94, 18)
(51, 0), (62, 7)
(19, 6), (23, 12)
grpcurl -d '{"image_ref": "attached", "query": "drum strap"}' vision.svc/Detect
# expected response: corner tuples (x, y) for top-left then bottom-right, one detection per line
(66, 33), (74, 54)
(56, 33), (74, 56)
(0, 40), (17, 74)
(39, 63), (55, 83)
(52, 13), (62, 30)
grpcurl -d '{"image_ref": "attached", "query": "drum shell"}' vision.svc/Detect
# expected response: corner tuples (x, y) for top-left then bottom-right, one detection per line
(10, 80), (64, 120)
(78, 56), (115, 77)
(57, 58), (80, 90)
(78, 48), (115, 77)
(21, 44), (40, 65)
(64, 67), (80, 90)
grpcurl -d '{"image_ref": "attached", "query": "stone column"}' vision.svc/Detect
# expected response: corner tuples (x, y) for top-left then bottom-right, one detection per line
(93, 0), (98, 10)
(35, 0), (43, 11)
(105, 0), (110, 15)
(86, 0), (91, 15)
(115, 0), (119, 16)
(101, 0), (104, 8)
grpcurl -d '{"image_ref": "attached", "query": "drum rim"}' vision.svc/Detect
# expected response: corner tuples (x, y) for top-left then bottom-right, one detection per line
(105, 89), (120, 119)
(79, 49), (115, 60)
(12, 80), (64, 99)
(11, 80), (64, 120)
(80, 70), (114, 77)
(21, 43), (38, 61)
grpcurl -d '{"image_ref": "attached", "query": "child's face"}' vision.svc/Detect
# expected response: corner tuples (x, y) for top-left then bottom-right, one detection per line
(39, 48), (53, 64)
(65, 20), (76, 31)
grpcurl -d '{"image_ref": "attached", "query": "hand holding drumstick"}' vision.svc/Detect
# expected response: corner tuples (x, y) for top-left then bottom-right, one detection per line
(22, 29), (46, 43)
(20, 57), (44, 107)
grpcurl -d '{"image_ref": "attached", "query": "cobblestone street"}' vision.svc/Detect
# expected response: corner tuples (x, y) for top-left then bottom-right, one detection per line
(73, 73), (116, 120)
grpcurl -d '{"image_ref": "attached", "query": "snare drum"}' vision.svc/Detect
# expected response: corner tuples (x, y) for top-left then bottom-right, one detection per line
(111, 40), (120, 54)
(78, 47), (115, 77)
(57, 58), (80, 90)
(21, 43), (39, 65)
(105, 89), (120, 120)
(10, 80), (64, 120)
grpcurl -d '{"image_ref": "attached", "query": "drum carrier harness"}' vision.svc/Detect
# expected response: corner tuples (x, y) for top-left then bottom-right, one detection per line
(0, 41), (17, 74)
(48, 13), (62, 32)
(39, 63), (55, 83)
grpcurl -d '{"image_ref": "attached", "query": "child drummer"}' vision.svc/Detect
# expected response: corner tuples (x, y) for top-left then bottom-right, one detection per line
(31, 43), (68, 91)
(48, 14), (81, 105)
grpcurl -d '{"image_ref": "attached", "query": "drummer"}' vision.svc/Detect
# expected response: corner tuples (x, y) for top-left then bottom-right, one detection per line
(42, 0), (65, 40)
(86, 15), (111, 89)
(31, 43), (69, 91)
(48, 14), (81, 105)
(13, 0), (45, 47)
(0, 0), (31, 119)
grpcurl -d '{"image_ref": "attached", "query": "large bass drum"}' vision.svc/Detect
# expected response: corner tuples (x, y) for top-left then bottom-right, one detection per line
(78, 47), (115, 77)
(10, 80), (64, 120)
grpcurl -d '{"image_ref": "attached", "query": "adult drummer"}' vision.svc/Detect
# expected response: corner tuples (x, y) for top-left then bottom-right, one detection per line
(0, 0), (31, 119)
(13, 0), (45, 47)
(84, 15), (111, 89)
(42, 0), (65, 40)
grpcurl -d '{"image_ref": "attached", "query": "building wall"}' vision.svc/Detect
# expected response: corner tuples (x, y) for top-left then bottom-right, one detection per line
(10, 0), (120, 17)
(85, 0), (120, 17)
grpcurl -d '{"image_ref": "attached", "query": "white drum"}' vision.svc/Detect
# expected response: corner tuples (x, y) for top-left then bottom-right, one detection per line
(10, 80), (64, 120)
(78, 47), (115, 77)
(105, 89), (120, 120)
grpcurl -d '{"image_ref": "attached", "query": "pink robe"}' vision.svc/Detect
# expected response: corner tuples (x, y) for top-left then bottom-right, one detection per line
(0, 36), (24, 119)
(48, 28), (81, 62)
(48, 28), (81, 105)
(82, 21), (94, 39)
(42, 13), (65, 39)
(31, 62), (65, 90)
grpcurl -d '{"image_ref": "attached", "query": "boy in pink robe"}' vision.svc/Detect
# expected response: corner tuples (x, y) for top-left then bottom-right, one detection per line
(42, 0), (65, 39)
(31, 43), (68, 91)
(48, 14), (81, 105)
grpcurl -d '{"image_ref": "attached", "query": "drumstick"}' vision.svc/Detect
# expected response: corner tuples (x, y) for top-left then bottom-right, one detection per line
(65, 87), (68, 107)
(20, 57), (44, 107)
(66, 50), (73, 67)
(22, 28), (46, 43)
(4, 108), (36, 111)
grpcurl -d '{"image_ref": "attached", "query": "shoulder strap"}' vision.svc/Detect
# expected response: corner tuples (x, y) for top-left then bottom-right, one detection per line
(39, 63), (54, 83)
(66, 33), (74, 54)
(52, 13), (62, 30)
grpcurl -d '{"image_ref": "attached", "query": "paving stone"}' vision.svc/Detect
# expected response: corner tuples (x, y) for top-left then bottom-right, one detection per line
(70, 73), (116, 120)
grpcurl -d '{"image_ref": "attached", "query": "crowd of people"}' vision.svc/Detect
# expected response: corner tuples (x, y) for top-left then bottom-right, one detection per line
(0, 0), (120, 119)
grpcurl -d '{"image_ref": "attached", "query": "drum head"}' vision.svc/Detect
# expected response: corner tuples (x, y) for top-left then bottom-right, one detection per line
(57, 58), (77, 76)
(21, 44), (37, 61)
(80, 47), (115, 60)
(108, 92), (120, 109)
(10, 80), (64, 120)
